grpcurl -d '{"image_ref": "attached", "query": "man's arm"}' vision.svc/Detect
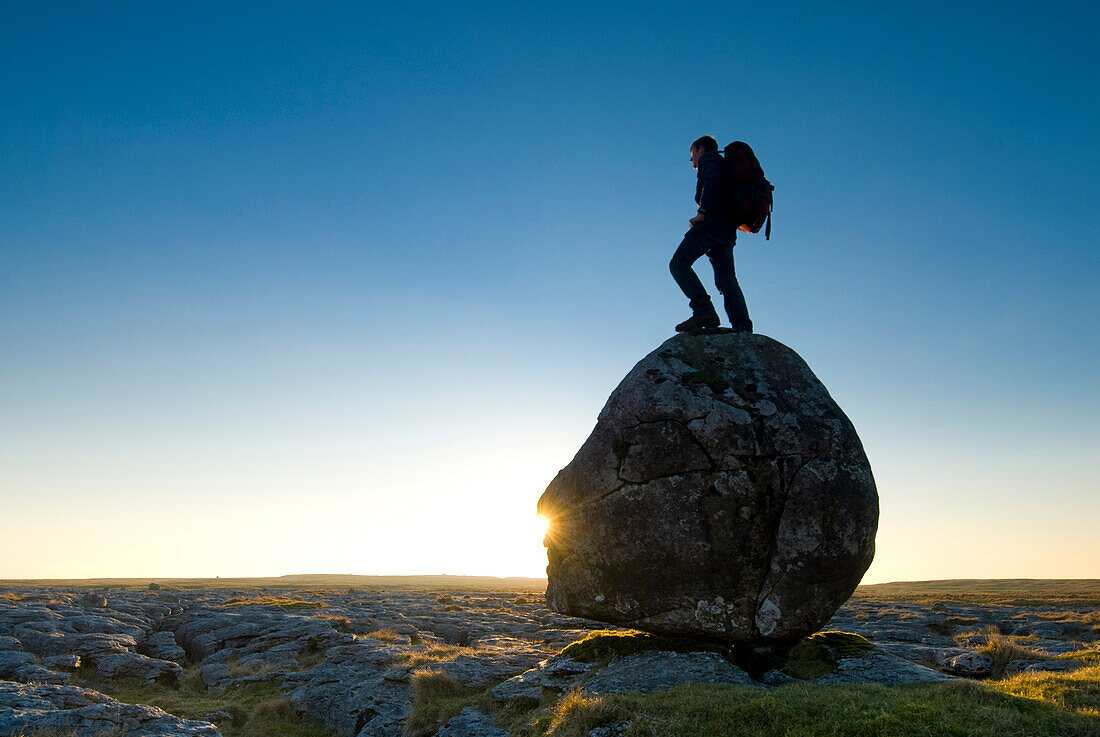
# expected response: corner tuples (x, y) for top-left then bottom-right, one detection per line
(696, 154), (724, 215)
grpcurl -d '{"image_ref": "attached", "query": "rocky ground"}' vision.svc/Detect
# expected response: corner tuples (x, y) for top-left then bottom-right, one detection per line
(0, 585), (1096, 736)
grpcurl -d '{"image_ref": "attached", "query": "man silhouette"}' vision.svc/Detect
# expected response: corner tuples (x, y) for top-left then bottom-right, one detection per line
(669, 135), (753, 333)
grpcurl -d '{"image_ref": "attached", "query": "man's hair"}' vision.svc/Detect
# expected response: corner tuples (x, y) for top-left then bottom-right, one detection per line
(691, 135), (718, 153)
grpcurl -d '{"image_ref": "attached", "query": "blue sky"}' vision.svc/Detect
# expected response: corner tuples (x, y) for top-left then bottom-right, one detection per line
(2, 1), (1097, 580)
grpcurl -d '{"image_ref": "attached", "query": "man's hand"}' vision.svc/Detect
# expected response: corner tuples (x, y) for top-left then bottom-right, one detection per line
(689, 213), (705, 227)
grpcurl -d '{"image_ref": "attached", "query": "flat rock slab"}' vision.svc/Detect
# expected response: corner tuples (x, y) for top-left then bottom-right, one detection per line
(581, 650), (760, 695)
(0, 679), (221, 736)
(814, 649), (955, 685)
(436, 707), (508, 737)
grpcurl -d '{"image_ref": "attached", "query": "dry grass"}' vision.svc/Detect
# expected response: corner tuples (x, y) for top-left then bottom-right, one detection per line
(542, 689), (630, 737)
(359, 628), (404, 643)
(221, 596), (326, 610)
(313, 613), (351, 632)
(395, 644), (474, 668)
(226, 657), (285, 679)
(0, 591), (23, 601)
(958, 626), (1051, 677)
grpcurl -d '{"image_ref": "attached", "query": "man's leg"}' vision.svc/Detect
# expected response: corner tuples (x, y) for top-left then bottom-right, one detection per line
(670, 229), (720, 327)
(708, 245), (753, 332)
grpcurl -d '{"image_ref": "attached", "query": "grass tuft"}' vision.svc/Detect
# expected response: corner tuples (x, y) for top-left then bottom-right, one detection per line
(396, 644), (474, 669)
(404, 670), (482, 737)
(221, 596), (326, 610)
(967, 627), (1051, 677)
(543, 690), (630, 737)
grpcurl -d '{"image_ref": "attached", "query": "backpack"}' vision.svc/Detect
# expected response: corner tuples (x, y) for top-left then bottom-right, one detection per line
(722, 141), (774, 240)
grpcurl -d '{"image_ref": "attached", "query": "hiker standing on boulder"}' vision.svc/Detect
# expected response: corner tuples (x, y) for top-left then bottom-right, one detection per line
(670, 135), (753, 333)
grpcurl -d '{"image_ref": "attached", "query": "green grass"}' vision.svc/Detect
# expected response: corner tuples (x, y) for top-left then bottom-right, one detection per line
(80, 666), (336, 737)
(990, 664), (1100, 717)
(530, 678), (1100, 737)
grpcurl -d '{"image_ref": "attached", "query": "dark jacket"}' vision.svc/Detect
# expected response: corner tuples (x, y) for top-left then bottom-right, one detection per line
(693, 151), (735, 241)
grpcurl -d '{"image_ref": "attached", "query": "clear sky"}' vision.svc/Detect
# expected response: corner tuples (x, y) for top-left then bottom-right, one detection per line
(2, 2), (1097, 582)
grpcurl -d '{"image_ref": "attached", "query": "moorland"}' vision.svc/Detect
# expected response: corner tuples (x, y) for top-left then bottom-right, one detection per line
(0, 577), (1097, 737)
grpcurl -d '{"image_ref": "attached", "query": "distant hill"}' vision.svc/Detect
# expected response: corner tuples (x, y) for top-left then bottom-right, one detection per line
(854, 579), (1100, 606)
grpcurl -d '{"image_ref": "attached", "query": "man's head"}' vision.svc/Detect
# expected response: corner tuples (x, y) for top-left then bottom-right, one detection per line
(690, 135), (718, 169)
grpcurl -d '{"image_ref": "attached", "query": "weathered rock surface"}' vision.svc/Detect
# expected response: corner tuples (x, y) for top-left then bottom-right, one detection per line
(812, 649), (954, 685)
(492, 655), (591, 700)
(140, 631), (187, 664)
(581, 650), (759, 695)
(436, 707), (507, 737)
(0, 680), (221, 736)
(538, 332), (879, 643)
(0, 584), (1094, 736)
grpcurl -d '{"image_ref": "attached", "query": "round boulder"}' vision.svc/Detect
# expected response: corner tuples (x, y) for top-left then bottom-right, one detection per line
(538, 331), (878, 644)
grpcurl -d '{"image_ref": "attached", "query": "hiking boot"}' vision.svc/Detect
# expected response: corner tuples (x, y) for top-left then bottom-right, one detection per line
(729, 320), (754, 334)
(675, 312), (721, 332)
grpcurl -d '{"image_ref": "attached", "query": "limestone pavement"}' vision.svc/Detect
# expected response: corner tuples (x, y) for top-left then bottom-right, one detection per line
(0, 586), (1095, 736)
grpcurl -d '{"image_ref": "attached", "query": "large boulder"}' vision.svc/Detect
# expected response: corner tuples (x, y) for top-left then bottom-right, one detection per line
(538, 331), (878, 644)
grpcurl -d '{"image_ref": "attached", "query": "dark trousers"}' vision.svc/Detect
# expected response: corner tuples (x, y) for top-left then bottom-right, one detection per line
(670, 227), (752, 331)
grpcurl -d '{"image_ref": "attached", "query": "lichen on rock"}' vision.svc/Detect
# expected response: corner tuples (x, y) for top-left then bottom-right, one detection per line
(538, 331), (879, 644)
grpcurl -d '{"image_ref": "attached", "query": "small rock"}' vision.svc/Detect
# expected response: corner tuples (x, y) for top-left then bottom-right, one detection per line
(759, 669), (797, 685)
(589, 722), (630, 737)
(12, 663), (71, 684)
(201, 662), (233, 690)
(1031, 640), (1086, 656)
(0, 650), (37, 678)
(941, 651), (994, 678)
(79, 592), (108, 608)
(41, 654), (81, 671)
(141, 631), (187, 663)
(1006, 659), (1086, 674)
(492, 656), (590, 700)
(437, 706), (507, 737)
(91, 651), (183, 685)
